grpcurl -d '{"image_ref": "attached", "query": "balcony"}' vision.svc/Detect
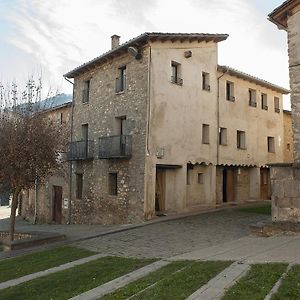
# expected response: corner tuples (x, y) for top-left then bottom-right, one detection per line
(99, 135), (132, 159)
(67, 140), (94, 161)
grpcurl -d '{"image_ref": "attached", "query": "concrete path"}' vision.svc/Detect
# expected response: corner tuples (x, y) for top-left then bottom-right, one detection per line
(172, 235), (300, 263)
(69, 260), (170, 300)
(186, 261), (250, 300)
(0, 253), (106, 290)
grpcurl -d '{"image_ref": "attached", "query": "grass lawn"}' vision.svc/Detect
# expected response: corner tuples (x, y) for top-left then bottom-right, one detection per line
(237, 204), (271, 215)
(0, 245), (95, 283)
(101, 260), (192, 300)
(0, 256), (156, 300)
(272, 265), (300, 299)
(103, 260), (231, 300)
(222, 263), (287, 300)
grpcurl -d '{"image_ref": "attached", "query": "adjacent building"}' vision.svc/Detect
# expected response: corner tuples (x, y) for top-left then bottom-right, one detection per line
(63, 32), (289, 225)
(268, 0), (300, 222)
(21, 94), (72, 224)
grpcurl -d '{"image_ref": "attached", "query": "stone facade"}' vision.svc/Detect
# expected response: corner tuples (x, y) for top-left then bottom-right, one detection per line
(70, 48), (149, 224)
(269, 0), (300, 222)
(283, 110), (293, 162)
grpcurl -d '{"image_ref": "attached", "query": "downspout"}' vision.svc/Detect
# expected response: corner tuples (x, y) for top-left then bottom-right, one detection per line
(217, 67), (229, 165)
(64, 76), (74, 225)
(146, 45), (152, 155)
(33, 177), (38, 224)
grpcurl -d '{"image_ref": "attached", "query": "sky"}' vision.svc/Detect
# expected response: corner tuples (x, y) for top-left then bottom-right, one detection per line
(0, 0), (290, 108)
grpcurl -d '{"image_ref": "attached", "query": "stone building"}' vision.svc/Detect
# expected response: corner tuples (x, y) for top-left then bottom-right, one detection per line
(64, 33), (288, 225)
(283, 110), (293, 163)
(268, 0), (300, 222)
(21, 94), (72, 224)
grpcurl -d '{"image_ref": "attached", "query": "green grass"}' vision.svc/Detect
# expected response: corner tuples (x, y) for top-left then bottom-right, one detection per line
(101, 261), (192, 300)
(0, 256), (156, 300)
(0, 245), (95, 283)
(104, 260), (230, 300)
(222, 263), (287, 300)
(272, 265), (300, 299)
(237, 204), (271, 215)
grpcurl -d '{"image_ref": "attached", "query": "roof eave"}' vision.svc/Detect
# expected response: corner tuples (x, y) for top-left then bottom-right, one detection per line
(64, 33), (229, 79)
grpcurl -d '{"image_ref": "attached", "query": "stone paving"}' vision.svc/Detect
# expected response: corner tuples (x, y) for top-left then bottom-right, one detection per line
(75, 209), (270, 258)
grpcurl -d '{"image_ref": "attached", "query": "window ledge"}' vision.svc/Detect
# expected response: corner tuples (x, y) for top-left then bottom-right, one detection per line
(115, 91), (125, 95)
(237, 147), (247, 150)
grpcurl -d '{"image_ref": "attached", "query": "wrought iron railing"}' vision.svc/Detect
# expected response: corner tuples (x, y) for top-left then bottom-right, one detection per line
(249, 100), (257, 107)
(171, 76), (183, 86)
(99, 135), (132, 159)
(67, 140), (94, 160)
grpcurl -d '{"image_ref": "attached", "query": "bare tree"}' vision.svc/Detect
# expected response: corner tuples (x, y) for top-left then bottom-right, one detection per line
(0, 78), (64, 241)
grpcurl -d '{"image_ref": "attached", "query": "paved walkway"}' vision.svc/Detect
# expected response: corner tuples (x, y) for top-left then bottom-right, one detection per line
(186, 261), (250, 300)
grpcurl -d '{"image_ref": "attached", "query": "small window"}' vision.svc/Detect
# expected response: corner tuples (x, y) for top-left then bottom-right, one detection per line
(249, 89), (257, 107)
(219, 127), (227, 145)
(76, 173), (83, 199)
(226, 81), (235, 101)
(108, 173), (118, 195)
(202, 72), (210, 91)
(202, 124), (210, 144)
(274, 97), (280, 113)
(287, 143), (291, 151)
(268, 137), (275, 153)
(198, 173), (204, 184)
(82, 80), (90, 103)
(237, 130), (246, 149)
(261, 93), (268, 110)
(59, 112), (63, 125)
(171, 61), (183, 86)
(116, 66), (126, 93)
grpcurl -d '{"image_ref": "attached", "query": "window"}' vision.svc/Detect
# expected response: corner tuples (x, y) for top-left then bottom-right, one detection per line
(202, 124), (210, 144)
(59, 112), (63, 125)
(249, 89), (257, 107)
(202, 72), (210, 91)
(219, 127), (227, 145)
(116, 66), (126, 93)
(226, 81), (235, 101)
(171, 61), (183, 85)
(274, 97), (280, 113)
(268, 136), (275, 153)
(76, 173), (83, 199)
(198, 173), (204, 184)
(237, 130), (246, 149)
(287, 143), (291, 151)
(82, 80), (90, 103)
(261, 93), (268, 110)
(108, 173), (118, 195)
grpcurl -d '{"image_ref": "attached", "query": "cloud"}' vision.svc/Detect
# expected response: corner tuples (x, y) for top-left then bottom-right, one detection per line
(4, 0), (290, 107)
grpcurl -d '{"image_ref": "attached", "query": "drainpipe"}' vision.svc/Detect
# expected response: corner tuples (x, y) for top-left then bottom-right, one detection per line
(33, 177), (38, 224)
(217, 67), (229, 165)
(146, 45), (152, 155)
(64, 76), (74, 225)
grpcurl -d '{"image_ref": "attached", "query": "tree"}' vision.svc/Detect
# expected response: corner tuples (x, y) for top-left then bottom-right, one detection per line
(0, 78), (64, 241)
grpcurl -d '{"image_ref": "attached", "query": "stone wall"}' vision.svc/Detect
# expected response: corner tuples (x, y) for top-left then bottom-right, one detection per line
(270, 165), (300, 222)
(283, 111), (293, 163)
(71, 48), (149, 225)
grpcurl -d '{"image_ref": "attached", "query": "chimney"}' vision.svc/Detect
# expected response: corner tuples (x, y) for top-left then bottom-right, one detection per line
(111, 35), (120, 50)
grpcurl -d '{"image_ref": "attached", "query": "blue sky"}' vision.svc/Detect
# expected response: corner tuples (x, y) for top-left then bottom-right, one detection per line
(0, 0), (290, 107)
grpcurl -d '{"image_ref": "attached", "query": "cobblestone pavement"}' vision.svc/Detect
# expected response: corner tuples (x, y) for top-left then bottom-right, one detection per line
(75, 209), (270, 258)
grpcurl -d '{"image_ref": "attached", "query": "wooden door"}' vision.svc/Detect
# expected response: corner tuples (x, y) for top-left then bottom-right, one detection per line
(155, 168), (165, 214)
(53, 186), (62, 223)
(223, 168), (235, 203)
(260, 169), (270, 199)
